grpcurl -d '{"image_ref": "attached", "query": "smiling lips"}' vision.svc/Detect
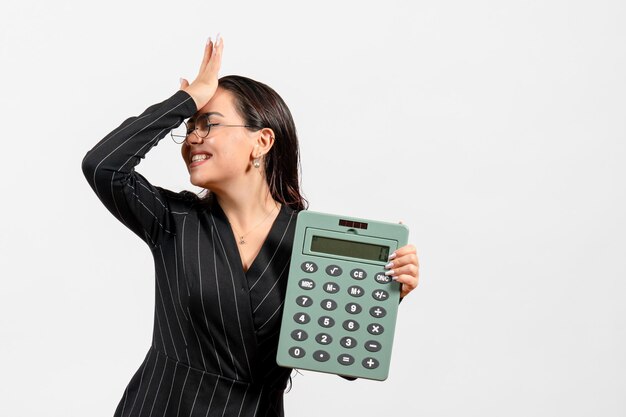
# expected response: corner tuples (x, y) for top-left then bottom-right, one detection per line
(190, 153), (212, 167)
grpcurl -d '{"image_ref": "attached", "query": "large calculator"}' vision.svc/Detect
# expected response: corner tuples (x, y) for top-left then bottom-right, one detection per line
(276, 210), (409, 381)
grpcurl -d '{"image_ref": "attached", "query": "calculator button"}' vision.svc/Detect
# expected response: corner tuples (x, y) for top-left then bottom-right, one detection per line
(321, 299), (338, 311)
(345, 302), (362, 315)
(369, 306), (387, 318)
(374, 272), (392, 284)
(288, 347), (306, 358)
(291, 329), (308, 341)
(337, 354), (355, 366)
(325, 265), (343, 277)
(350, 268), (367, 280)
(323, 282), (340, 294)
(362, 357), (380, 369)
(298, 279), (316, 290)
(301, 262), (318, 273)
(313, 350), (331, 362)
(348, 286), (364, 297)
(340, 336), (357, 349)
(315, 333), (333, 345)
(293, 312), (310, 324)
(296, 295), (314, 307)
(342, 320), (360, 332)
(372, 289), (389, 301)
(367, 323), (385, 335)
(364, 340), (382, 352)
(318, 316), (335, 328)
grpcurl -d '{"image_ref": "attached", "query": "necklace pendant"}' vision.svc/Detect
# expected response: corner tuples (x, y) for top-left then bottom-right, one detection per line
(239, 236), (246, 244)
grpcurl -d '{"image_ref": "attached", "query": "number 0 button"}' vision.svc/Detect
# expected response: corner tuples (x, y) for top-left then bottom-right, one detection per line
(289, 347), (306, 358)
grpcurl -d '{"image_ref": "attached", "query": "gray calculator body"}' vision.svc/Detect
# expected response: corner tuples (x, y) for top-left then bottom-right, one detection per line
(276, 210), (409, 381)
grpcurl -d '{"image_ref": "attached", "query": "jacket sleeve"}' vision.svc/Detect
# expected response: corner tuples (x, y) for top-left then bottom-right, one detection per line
(81, 89), (197, 248)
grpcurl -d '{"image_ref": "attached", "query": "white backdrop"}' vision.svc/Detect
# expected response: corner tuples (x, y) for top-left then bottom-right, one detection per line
(1, 0), (624, 416)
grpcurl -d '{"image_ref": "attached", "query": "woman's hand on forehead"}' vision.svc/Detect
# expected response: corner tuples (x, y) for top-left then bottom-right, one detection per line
(179, 34), (224, 110)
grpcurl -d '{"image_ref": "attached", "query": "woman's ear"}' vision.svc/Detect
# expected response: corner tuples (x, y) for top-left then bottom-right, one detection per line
(255, 127), (275, 157)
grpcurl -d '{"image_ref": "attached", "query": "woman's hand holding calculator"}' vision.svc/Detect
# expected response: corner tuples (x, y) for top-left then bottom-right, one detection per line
(385, 241), (419, 300)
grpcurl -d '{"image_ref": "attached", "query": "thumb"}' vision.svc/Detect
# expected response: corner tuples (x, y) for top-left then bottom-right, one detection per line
(179, 77), (190, 90)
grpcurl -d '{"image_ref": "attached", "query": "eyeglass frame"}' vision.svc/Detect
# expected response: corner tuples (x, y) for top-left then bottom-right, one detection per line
(170, 114), (257, 144)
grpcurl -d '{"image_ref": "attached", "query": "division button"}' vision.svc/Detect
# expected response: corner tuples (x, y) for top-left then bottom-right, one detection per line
(323, 282), (340, 294)
(367, 323), (385, 335)
(372, 289), (389, 301)
(298, 279), (316, 290)
(325, 265), (343, 276)
(321, 299), (338, 311)
(301, 262), (318, 273)
(288, 347), (306, 358)
(293, 312), (310, 324)
(313, 350), (330, 362)
(345, 302), (362, 315)
(364, 340), (382, 352)
(318, 316), (335, 328)
(369, 306), (387, 318)
(315, 333), (333, 345)
(342, 319), (360, 332)
(362, 357), (379, 369)
(291, 329), (308, 341)
(348, 286), (364, 297)
(340, 336), (357, 349)
(374, 272), (392, 284)
(296, 295), (313, 307)
(350, 268), (367, 280)
(337, 354), (355, 366)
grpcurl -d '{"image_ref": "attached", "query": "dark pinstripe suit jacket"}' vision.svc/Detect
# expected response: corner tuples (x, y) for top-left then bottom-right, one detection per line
(81, 90), (298, 416)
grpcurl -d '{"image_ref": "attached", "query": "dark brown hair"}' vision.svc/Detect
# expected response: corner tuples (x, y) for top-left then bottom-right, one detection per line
(199, 75), (308, 211)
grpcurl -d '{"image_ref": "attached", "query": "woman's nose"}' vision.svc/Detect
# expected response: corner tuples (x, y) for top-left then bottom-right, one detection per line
(186, 132), (204, 145)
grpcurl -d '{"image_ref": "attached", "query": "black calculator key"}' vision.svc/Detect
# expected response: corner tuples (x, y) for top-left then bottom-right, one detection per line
(369, 306), (387, 318)
(367, 323), (385, 335)
(362, 357), (380, 369)
(289, 347), (306, 358)
(318, 316), (335, 328)
(299, 279), (315, 290)
(364, 340), (382, 352)
(313, 350), (330, 362)
(315, 333), (333, 345)
(372, 289), (389, 301)
(325, 265), (343, 276)
(340, 336), (357, 349)
(301, 262), (318, 273)
(323, 282), (340, 294)
(321, 299), (337, 311)
(291, 330), (308, 341)
(343, 320), (360, 332)
(350, 268), (367, 280)
(374, 272), (392, 284)
(348, 286), (364, 297)
(337, 354), (355, 366)
(345, 303), (362, 315)
(296, 295), (313, 307)
(293, 312), (310, 324)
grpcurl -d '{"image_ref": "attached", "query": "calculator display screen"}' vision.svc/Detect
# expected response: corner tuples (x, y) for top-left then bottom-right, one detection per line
(310, 235), (390, 262)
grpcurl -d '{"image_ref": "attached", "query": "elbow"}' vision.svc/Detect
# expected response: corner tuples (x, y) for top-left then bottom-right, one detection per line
(81, 151), (97, 179)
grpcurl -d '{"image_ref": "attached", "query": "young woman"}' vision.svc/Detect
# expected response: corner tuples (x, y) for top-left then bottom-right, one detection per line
(81, 34), (420, 417)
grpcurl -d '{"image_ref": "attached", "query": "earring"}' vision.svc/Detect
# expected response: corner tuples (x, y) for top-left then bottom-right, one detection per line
(253, 157), (261, 168)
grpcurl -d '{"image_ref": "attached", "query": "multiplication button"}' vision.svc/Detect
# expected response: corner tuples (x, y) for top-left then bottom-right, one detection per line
(362, 357), (379, 369)
(301, 262), (318, 273)
(325, 265), (343, 277)
(374, 272), (392, 284)
(367, 323), (385, 335)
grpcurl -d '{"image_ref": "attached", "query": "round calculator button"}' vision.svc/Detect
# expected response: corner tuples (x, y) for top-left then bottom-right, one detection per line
(288, 347), (306, 358)
(374, 272), (392, 284)
(321, 299), (337, 311)
(318, 316), (335, 328)
(347, 286), (364, 297)
(364, 340), (382, 352)
(323, 282), (340, 294)
(372, 289), (390, 301)
(337, 354), (355, 366)
(350, 268), (367, 280)
(315, 333), (333, 345)
(367, 323), (385, 335)
(362, 357), (380, 369)
(340, 336), (357, 349)
(342, 319), (360, 332)
(293, 312), (310, 324)
(325, 265), (343, 277)
(298, 279), (316, 290)
(301, 262), (318, 273)
(369, 306), (387, 318)
(296, 295), (314, 307)
(345, 302), (362, 315)
(313, 350), (331, 362)
(291, 329), (308, 341)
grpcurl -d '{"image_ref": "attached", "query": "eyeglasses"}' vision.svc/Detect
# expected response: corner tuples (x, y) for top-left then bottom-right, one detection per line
(171, 114), (255, 144)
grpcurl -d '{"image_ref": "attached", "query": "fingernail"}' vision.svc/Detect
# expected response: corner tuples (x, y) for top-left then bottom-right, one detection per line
(206, 36), (211, 45)
(179, 77), (183, 85)
(388, 252), (396, 260)
(385, 269), (394, 276)
(216, 32), (221, 46)
(391, 276), (398, 281)
(385, 262), (394, 269)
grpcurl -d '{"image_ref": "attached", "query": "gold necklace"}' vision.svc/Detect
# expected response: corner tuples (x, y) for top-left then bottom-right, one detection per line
(229, 203), (279, 245)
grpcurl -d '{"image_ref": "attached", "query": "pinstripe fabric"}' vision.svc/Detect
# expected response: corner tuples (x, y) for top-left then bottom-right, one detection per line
(81, 90), (297, 416)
